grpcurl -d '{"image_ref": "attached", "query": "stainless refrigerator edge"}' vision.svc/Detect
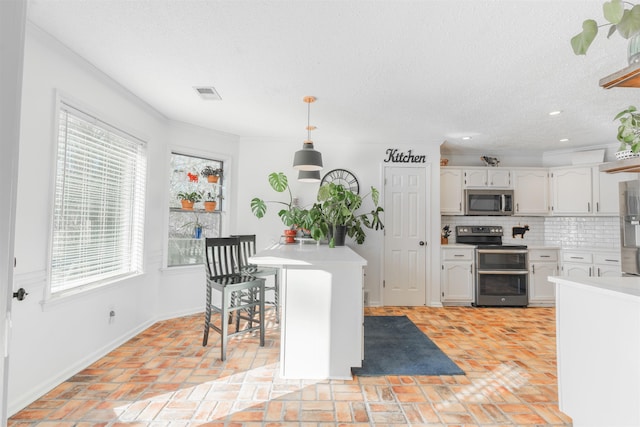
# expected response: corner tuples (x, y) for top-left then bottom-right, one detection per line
(619, 179), (640, 276)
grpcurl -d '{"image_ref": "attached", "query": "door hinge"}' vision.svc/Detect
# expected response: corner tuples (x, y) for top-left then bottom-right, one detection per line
(383, 280), (385, 288)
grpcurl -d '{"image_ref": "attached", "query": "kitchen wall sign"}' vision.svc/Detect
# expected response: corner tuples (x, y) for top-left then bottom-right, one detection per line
(383, 148), (426, 163)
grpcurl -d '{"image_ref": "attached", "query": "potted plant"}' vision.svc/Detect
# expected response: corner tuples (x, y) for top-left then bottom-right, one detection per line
(203, 191), (222, 212)
(177, 191), (202, 210)
(441, 225), (451, 245)
(315, 182), (384, 248)
(614, 105), (640, 159)
(571, 0), (640, 63)
(181, 212), (206, 239)
(201, 165), (223, 183)
(251, 172), (305, 243)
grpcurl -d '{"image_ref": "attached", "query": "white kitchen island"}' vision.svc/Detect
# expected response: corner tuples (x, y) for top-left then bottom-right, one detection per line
(249, 243), (366, 379)
(549, 275), (640, 427)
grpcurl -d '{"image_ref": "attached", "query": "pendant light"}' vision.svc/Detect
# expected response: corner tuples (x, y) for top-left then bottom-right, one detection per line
(292, 96), (323, 172)
(298, 170), (321, 182)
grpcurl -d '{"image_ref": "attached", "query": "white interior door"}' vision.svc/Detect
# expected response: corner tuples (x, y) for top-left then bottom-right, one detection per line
(383, 166), (428, 306)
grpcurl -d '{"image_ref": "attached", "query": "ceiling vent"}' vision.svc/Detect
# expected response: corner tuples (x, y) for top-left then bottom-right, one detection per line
(194, 86), (222, 100)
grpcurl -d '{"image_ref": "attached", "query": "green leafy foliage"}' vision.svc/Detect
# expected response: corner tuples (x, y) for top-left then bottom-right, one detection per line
(571, 0), (640, 55)
(177, 191), (202, 202)
(615, 105), (640, 152)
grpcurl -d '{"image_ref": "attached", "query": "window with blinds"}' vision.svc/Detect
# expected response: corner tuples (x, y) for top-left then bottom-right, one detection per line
(50, 101), (147, 295)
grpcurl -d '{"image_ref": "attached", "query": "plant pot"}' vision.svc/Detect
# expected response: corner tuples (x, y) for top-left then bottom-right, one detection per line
(207, 175), (219, 183)
(204, 201), (217, 212)
(615, 149), (640, 160)
(180, 200), (194, 210)
(329, 225), (347, 247)
(283, 229), (297, 243)
(441, 236), (448, 245)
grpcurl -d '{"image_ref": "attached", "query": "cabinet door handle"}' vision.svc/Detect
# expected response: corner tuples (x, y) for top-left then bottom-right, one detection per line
(604, 259), (618, 263)
(454, 254), (465, 257)
(570, 256), (584, 260)
(459, 202), (462, 211)
(532, 264), (535, 274)
(597, 267), (601, 277)
(596, 202), (600, 212)
(540, 255), (551, 258)
(516, 203), (519, 212)
(589, 267), (592, 276)
(588, 202), (591, 212)
(470, 265), (473, 274)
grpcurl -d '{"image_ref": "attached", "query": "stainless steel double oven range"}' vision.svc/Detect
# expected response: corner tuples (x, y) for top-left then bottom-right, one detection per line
(456, 226), (528, 307)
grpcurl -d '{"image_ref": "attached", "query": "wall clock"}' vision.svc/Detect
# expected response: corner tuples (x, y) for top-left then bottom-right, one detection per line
(321, 168), (360, 194)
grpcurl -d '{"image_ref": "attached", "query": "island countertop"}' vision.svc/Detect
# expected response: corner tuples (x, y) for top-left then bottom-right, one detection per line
(249, 242), (367, 267)
(549, 275), (640, 300)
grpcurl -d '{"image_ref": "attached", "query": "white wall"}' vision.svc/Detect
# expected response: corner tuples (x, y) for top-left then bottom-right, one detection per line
(8, 25), (241, 415)
(237, 139), (442, 306)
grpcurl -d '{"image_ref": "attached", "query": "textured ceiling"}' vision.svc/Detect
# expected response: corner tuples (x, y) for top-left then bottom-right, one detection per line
(25, 0), (640, 155)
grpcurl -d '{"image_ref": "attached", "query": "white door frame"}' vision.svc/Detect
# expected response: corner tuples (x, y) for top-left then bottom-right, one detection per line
(1, 0), (26, 422)
(380, 163), (432, 306)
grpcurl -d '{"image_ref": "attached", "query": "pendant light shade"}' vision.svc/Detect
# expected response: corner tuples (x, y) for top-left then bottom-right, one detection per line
(298, 169), (321, 182)
(293, 96), (323, 171)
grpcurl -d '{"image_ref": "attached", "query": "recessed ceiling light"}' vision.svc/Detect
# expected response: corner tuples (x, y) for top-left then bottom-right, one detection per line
(549, 110), (562, 116)
(194, 86), (222, 100)
(560, 138), (569, 142)
(462, 136), (472, 140)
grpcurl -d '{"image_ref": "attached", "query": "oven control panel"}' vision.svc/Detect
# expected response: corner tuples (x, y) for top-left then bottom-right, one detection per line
(456, 226), (503, 236)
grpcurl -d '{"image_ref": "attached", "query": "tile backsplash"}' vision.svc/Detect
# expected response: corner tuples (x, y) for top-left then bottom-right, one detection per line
(441, 215), (620, 249)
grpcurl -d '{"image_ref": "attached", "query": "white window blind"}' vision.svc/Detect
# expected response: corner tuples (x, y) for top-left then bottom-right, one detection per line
(50, 101), (147, 294)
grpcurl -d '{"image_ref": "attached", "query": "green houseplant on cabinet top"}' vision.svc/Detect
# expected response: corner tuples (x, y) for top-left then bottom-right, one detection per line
(315, 182), (384, 248)
(571, 0), (640, 62)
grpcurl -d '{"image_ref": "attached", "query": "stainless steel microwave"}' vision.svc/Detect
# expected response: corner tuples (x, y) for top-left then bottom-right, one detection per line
(465, 189), (514, 216)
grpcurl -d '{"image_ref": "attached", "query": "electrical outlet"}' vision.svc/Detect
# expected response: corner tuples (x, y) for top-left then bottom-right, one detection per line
(108, 308), (116, 324)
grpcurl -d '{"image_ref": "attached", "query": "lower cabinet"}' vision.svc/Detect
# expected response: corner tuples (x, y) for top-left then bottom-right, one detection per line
(441, 246), (474, 305)
(528, 249), (559, 306)
(562, 251), (622, 278)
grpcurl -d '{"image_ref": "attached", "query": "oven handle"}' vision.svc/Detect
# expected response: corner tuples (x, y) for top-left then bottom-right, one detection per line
(477, 270), (529, 275)
(476, 249), (528, 254)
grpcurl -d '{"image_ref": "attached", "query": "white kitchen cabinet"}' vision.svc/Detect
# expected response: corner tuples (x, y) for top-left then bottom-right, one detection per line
(528, 248), (558, 306)
(550, 166), (593, 215)
(440, 167), (464, 214)
(441, 246), (474, 305)
(463, 168), (511, 188)
(561, 251), (621, 278)
(513, 169), (549, 215)
(592, 167), (634, 215)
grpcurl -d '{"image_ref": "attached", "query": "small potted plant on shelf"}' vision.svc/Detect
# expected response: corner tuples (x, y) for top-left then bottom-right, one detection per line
(177, 191), (202, 210)
(250, 172), (309, 243)
(200, 166), (223, 183)
(203, 191), (222, 212)
(181, 212), (206, 239)
(614, 105), (640, 159)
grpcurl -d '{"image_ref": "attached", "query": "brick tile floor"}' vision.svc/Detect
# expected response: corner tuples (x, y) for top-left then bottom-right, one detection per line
(8, 306), (572, 426)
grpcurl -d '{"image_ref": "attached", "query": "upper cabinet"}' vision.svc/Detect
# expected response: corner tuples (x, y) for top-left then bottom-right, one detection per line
(550, 165), (633, 216)
(440, 168), (464, 215)
(513, 169), (549, 215)
(550, 166), (593, 215)
(463, 168), (511, 188)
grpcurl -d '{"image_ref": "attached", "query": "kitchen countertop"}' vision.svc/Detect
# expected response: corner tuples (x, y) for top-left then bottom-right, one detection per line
(249, 242), (367, 266)
(549, 275), (640, 300)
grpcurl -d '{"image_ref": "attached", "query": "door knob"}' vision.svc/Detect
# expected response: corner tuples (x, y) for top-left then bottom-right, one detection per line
(419, 241), (426, 246)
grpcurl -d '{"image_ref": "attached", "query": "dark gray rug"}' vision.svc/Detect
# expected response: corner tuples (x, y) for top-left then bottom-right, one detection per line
(352, 315), (465, 376)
